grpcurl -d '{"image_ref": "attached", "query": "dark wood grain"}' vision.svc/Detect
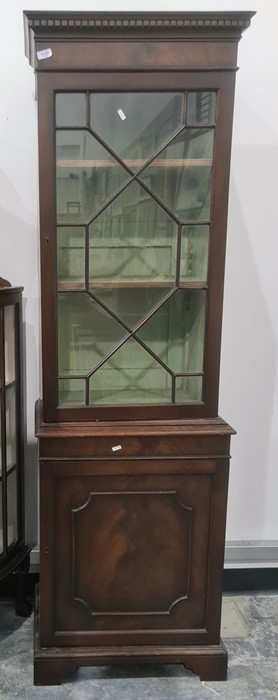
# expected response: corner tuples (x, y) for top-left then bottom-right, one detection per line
(23, 10), (253, 685)
(38, 437), (230, 648)
(34, 40), (238, 72)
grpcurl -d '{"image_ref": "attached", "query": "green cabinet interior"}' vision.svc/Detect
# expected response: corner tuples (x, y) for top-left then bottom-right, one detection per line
(56, 90), (213, 406)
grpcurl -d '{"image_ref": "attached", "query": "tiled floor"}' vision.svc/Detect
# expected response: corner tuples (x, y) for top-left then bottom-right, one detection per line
(0, 594), (277, 699)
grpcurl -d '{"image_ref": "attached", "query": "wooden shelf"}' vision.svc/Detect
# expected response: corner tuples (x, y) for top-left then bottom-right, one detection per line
(57, 281), (206, 290)
(57, 158), (212, 168)
(58, 388), (202, 407)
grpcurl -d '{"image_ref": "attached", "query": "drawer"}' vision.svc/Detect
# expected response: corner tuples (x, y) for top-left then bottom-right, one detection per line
(39, 433), (231, 460)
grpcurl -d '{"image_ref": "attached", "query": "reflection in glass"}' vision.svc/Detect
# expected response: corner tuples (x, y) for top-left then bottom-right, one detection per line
(57, 292), (127, 377)
(58, 378), (85, 406)
(4, 305), (15, 384)
(175, 375), (203, 403)
(89, 182), (177, 284)
(137, 290), (206, 373)
(90, 93), (184, 171)
(7, 470), (17, 548)
(56, 130), (130, 225)
(57, 227), (85, 287)
(180, 226), (209, 281)
(93, 288), (172, 330)
(54, 92), (212, 408)
(6, 387), (16, 469)
(139, 128), (214, 221)
(56, 93), (87, 127)
(187, 92), (216, 125)
(89, 338), (172, 404)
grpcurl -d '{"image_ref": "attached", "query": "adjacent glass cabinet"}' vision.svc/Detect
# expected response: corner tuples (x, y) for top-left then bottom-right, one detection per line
(24, 11), (253, 686)
(0, 281), (30, 607)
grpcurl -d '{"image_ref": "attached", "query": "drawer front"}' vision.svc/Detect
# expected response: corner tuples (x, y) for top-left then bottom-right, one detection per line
(40, 459), (229, 648)
(39, 434), (231, 459)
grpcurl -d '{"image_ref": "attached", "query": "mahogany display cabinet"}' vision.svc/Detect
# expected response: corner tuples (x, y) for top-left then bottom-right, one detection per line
(0, 281), (30, 609)
(24, 11), (254, 685)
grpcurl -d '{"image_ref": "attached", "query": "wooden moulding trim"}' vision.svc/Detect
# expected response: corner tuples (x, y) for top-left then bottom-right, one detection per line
(34, 399), (235, 433)
(35, 423), (236, 438)
(24, 11), (255, 66)
(35, 424), (235, 440)
(24, 11), (255, 33)
(31, 41), (239, 73)
(34, 400), (235, 437)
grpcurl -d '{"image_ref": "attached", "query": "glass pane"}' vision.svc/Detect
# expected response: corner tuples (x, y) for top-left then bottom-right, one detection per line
(93, 288), (172, 330)
(4, 305), (15, 384)
(90, 93), (184, 171)
(6, 386), (16, 469)
(175, 375), (203, 403)
(187, 92), (216, 125)
(56, 130), (130, 225)
(139, 128), (214, 222)
(136, 290), (206, 373)
(56, 93), (87, 127)
(89, 182), (177, 284)
(57, 292), (127, 377)
(58, 378), (85, 406)
(7, 469), (18, 548)
(0, 483), (3, 554)
(180, 226), (209, 282)
(89, 338), (172, 404)
(57, 227), (85, 288)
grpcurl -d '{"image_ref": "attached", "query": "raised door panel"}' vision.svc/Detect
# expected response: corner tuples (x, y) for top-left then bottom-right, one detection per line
(40, 462), (216, 647)
(72, 490), (192, 615)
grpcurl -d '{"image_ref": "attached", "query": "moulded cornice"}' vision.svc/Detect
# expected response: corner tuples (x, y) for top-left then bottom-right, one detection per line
(24, 11), (255, 66)
(24, 11), (255, 31)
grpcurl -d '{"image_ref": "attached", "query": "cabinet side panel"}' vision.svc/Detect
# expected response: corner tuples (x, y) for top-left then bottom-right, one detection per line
(39, 464), (56, 644)
(206, 458), (230, 641)
(204, 74), (236, 414)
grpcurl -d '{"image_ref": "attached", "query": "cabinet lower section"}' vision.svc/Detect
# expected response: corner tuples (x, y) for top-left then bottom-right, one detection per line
(36, 417), (233, 684)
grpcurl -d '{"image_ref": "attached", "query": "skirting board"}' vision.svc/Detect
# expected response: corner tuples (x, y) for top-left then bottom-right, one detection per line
(28, 541), (278, 572)
(224, 541), (278, 569)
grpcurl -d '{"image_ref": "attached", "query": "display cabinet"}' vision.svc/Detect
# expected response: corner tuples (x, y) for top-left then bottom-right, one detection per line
(24, 11), (253, 685)
(0, 279), (30, 612)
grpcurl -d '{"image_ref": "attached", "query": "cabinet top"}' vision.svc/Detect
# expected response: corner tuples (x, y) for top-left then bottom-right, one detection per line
(24, 10), (255, 66)
(0, 287), (23, 305)
(23, 10), (255, 30)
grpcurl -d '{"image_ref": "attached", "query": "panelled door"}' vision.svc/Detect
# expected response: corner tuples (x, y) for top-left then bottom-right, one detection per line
(39, 458), (227, 647)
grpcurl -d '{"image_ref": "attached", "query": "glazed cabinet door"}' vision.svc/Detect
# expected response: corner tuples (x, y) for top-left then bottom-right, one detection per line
(0, 290), (25, 572)
(37, 71), (235, 422)
(40, 459), (229, 648)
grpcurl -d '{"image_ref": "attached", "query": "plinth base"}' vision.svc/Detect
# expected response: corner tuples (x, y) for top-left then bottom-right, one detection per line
(34, 588), (228, 685)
